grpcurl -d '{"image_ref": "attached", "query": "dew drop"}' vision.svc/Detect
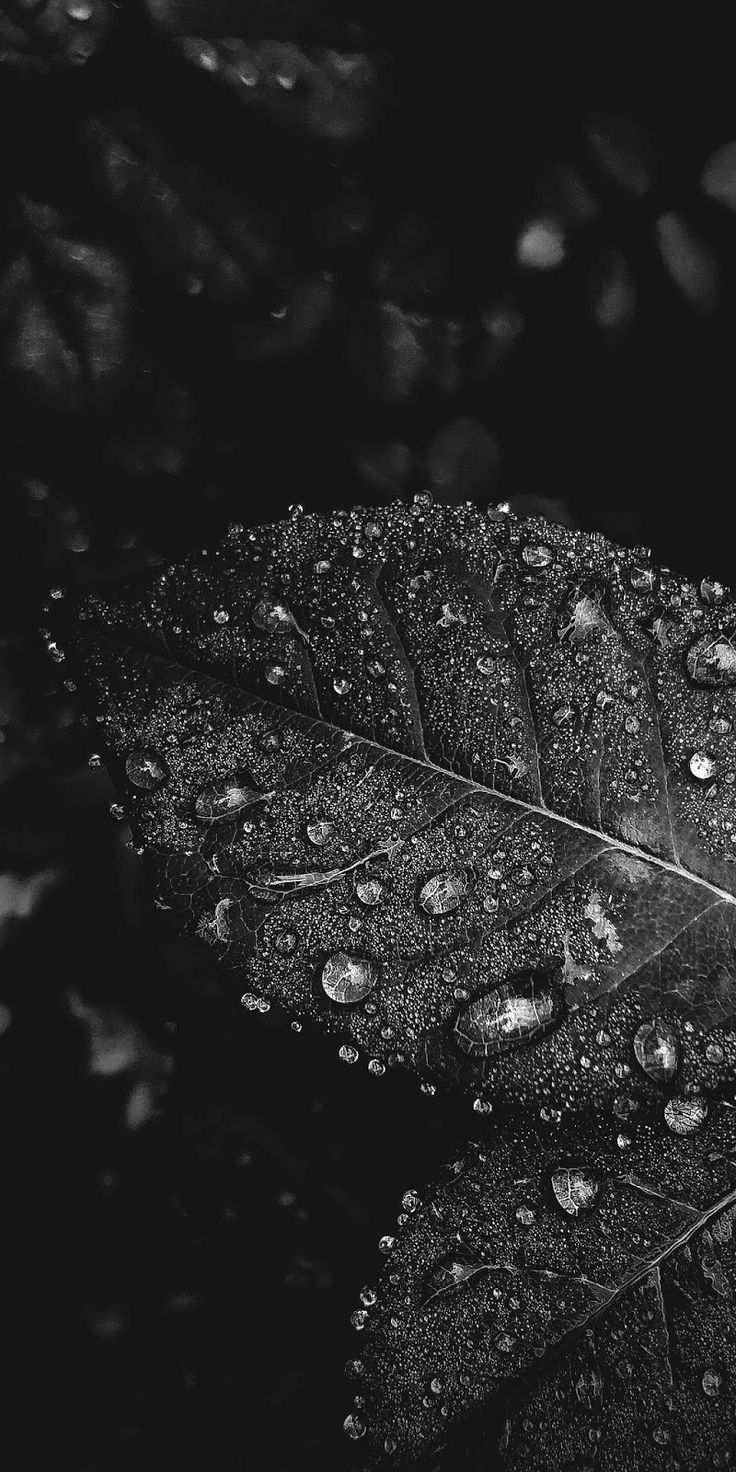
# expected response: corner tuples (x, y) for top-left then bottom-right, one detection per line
(401, 1190), (420, 1212)
(652, 1426), (671, 1446)
(343, 1414), (366, 1440)
(629, 564), (657, 592)
(423, 1249), (487, 1299)
(275, 930), (298, 956)
(689, 751), (717, 782)
(454, 974), (564, 1058)
(522, 542), (553, 570)
(701, 579), (725, 606)
(350, 1310), (367, 1331)
(252, 599), (294, 635)
(265, 663), (286, 686)
(633, 1018), (679, 1083)
(366, 658), (386, 679)
(355, 875), (387, 906)
(706, 1042), (725, 1064)
(686, 634), (736, 688)
(476, 654), (496, 675)
(307, 818), (336, 846)
(333, 676), (352, 696)
(495, 1333), (516, 1354)
(195, 777), (261, 822)
(664, 1094), (708, 1135)
(516, 1205), (536, 1227)
(552, 702), (578, 728)
(378, 1235), (395, 1253)
(368, 1058), (385, 1076)
(473, 1097), (493, 1114)
(345, 1358), (363, 1380)
(125, 747), (167, 790)
(417, 870), (469, 917)
(551, 1165), (599, 1216)
(702, 1366), (723, 1397)
(213, 608), (229, 625)
(322, 952), (377, 1004)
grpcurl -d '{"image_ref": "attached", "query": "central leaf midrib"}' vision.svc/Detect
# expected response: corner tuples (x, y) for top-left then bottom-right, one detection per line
(78, 624), (736, 912)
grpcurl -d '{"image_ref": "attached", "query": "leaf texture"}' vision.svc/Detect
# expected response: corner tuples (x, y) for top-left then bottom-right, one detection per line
(58, 500), (736, 1464)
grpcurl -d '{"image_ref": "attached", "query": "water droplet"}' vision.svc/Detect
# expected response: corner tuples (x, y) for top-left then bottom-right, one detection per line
(664, 1094), (708, 1135)
(265, 663), (286, 686)
(345, 1358), (363, 1380)
(516, 1205), (536, 1227)
(424, 1248), (487, 1300)
(473, 1097), (493, 1114)
(702, 1366), (723, 1397)
(350, 1310), (367, 1331)
(384, 1437), (397, 1455)
(596, 1028), (612, 1047)
(522, 542), (553, 570)
(706, 1042), (725, 1064)
(630, 564), (657, 592)
(417, 871), (469, 917)
(355, 875), (387, 906)
(333, 676), (352, 696)
(109, 803), (125, 821)
(195, 777), (261, 822)
(689, 751), (717, 782)
(551, 1165), (599, 1216)
(624, 713), (640, 735)
(613, 1094), (638, 1119)
(552, 702), (578, 728)
(339, 1044), (359, 1064)
(378, 1235), (395, 1254)
(368, 1058), (385, 1076)
(213, 608), (229, 625)
(252, 599), (294, 635)
(307, 818), (336, 846)
(275, 930), (298, 956)
(701, 579), (725, 606)
(343, 1414), (366, 1440)
(495, 1333), (516, 1354)
(652, 1426), (671, 1446)
(322, 953), (377, 1004)
(454, 974), (564, 1058)
(315, 559), (331, 575)
(686, 634), (736, 688)
(125, 747), (167, 790)
(429, 1376), (443, 1395)
(633, 1019), (679, 1083)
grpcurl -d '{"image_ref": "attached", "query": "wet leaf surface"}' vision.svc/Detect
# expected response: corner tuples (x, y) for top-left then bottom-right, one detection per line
(55, 499), (736, 1463)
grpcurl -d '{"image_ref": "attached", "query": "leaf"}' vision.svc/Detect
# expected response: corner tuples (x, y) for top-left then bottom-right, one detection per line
(0, 0), (112, 73)
(702, 140), (736, 212)
(0, 196), (134, 416)
(57, 500), (736, 1078)
(350, 1109), (736, 1466)
(655, 213), (719, 315)
(584, 111), (653, 198)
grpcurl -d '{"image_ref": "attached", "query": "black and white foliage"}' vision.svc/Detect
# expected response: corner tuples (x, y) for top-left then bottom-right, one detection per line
(57, 498), (736, 1467)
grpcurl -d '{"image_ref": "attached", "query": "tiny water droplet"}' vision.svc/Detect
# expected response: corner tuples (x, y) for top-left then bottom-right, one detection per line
(368, 1058), (386, 1076)
(633, 1018), (679, 1083)
(706, 1042), (725, 1064)
(355, 875), (387, 906)
(338, 1044), (359, 1064)
(322, 952), (377, 1004)
(265, 663), (286, 686)
(378, 1235), (395, 1253)
(125, 748), (167, 790)
(551, 1165), (599, 1216)
(195, 777), (260, 822)
(417, 871), (469, 916)
(702, 1366), (723, 1397)
(473, 1097), (493, 1114)
(629, 564), (656, 592)
(516, 1205), (535, 1226)
(664, 1094), (708, 1135)
(275, 930), (298, 956)
(652, 1426), (671, 1446)
(350, 1310), (367, 1331)
(333, 676), (352, 696)
(366, 658), (386, 679)
(213, 608), (229, 625)
(345, 1358), (364, 1379)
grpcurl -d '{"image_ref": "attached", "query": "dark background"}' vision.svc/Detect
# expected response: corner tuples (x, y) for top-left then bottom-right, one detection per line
(1, 6), (735, 1468)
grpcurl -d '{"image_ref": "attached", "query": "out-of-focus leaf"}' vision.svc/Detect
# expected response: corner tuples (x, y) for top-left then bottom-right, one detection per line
(350, 301), (464, 403)
(0, 0), (112, 73)
(584, 111), (653, 197)
(424, 419), (500, 502)
(702, 139), (736, 211)
(58, 502), (736, 1102)
(67, 989), (173, 1128)
(655, 212), (719, 314)
(354, 1112), (736, 1466)
(0, 197), (133, 416)
(0, 866), (59, 941)
(589, 247), (636, 338)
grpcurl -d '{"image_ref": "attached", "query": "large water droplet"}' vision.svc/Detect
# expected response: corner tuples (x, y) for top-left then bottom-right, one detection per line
(125, 747), (167, 790)
(664, 1094), (708, 1135)
(355, 874), (387, 906)
(321, 952), (378, 1004)
(423, 1247), (488, 1302)
(633, 1018), (679, 1083)
(307, 818), (336, 846)
(252, 599), (294, 635)
(685, 634), (736, 687)
(689, 751), (717, 782)
(417, 870), (469, 917)
(701, 579), (725, 606)
(551, 1165), (599, 1216)
(195, 777), (261, 822)
(343, 1415), (366, 1440)
(522, 542), (553, 570)
(454, 974), (564, 1058)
